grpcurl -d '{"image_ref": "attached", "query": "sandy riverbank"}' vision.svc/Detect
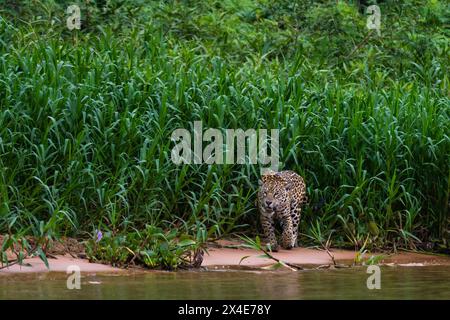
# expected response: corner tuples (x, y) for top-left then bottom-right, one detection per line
(0, 255), (124, 274)
(203, 240), (450, 269)
(1, 239), (449, 274)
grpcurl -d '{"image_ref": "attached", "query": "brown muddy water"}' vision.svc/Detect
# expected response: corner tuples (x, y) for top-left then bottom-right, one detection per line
(1, 266), (449, 299)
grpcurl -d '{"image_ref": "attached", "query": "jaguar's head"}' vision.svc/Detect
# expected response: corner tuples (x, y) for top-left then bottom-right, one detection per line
(259, 172), (291, 211)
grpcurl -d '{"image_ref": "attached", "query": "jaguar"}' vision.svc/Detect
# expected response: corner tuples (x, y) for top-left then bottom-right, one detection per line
(258, 170), (307, 251)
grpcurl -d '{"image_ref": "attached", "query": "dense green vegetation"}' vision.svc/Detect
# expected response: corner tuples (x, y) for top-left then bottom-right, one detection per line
(0, 0), (449, 268)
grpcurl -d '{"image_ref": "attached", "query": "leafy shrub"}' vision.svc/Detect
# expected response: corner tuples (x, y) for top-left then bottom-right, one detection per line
(85, 225), (205, 269)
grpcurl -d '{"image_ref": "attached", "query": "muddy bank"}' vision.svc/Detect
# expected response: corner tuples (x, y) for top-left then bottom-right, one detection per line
(0, 255), (124, 274)
(0, 236), (123, 274)
(202, 240), (450, 269)
(1, 238), (449, 274)
(203, 248), (450, 269)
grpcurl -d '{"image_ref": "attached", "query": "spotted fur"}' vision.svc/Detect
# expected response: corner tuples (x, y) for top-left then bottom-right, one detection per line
(258, 170), (307, 251)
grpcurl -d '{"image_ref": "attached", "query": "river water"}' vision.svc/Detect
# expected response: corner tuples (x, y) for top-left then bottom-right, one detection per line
(1, 265), (449, 299)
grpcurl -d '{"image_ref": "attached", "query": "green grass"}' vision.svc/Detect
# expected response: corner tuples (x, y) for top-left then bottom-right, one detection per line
(0, 0), (449, 268)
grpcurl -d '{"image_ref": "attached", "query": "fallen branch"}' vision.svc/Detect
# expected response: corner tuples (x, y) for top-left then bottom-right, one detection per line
(259, 247), (304, 271)
(321, 232), (337, 267)
(0, 243), (39, 271)
(238, 235), (303, 271)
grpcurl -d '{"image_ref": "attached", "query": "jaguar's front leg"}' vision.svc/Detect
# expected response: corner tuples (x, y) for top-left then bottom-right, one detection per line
(260, 212), (279, 251)
(290, 200), (302, 248)
(280, 214), (294, 250)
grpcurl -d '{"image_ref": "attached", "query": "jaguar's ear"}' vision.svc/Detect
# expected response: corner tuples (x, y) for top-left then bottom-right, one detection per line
(261, 173), (270, 184)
